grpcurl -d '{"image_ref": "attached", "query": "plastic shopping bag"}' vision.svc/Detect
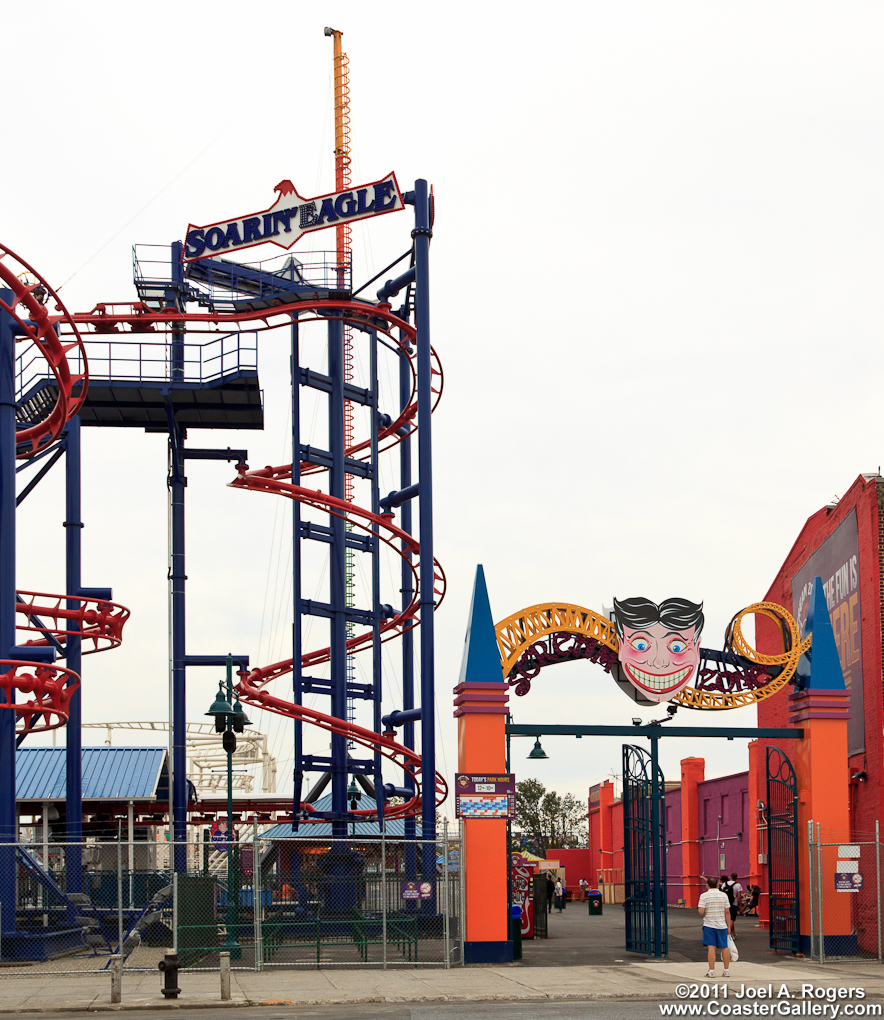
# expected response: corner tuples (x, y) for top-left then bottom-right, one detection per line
(727, 934), (739, 962)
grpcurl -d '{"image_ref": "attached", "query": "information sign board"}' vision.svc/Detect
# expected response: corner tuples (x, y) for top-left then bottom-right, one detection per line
(454, 773), (516, 819)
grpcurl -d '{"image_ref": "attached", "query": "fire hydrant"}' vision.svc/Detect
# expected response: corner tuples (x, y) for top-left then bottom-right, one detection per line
(158, 952), (180, 999)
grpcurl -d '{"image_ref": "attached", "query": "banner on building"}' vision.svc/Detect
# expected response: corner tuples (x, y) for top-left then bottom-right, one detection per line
(791, 509), (863, 754)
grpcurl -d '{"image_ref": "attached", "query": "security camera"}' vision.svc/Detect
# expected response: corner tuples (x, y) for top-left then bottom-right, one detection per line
(667, 704), (678, 716)
(632, 717), (642, 727)
(852, 771), (868, 782)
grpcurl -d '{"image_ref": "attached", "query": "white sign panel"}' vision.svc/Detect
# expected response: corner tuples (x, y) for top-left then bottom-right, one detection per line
(838, 845), (861, 859)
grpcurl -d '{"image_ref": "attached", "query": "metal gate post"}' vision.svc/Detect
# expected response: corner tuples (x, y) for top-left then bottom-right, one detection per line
(116, 822), (124, 954)
(650, 735), (663, 959)
(381, 829), (387, 970)
(253, 821), (263, 971)
(816, 822), (824, 964)
(459, 819), (466, 964)
(807, 821), (815, 961)
(442, 818), (450, 967)
(876, 820), (881, 963)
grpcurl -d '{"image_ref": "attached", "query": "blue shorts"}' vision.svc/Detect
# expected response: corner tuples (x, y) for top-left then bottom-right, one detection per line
(703, 927), (729, 948)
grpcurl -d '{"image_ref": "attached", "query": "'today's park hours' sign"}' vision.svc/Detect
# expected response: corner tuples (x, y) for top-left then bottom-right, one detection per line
(184, 172), (404, 262)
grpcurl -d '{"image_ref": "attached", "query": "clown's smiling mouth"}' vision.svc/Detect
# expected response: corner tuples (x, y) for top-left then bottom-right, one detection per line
(623, 663), (694, 693)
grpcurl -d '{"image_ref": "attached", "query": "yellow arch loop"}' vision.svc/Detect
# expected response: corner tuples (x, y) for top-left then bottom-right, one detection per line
(495, 603), (618, 680)
(494, 600), (811, 711)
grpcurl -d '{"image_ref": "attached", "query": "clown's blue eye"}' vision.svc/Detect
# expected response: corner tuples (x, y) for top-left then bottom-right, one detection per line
(668, 639), (687, 654)
(631, 638), (649, 652)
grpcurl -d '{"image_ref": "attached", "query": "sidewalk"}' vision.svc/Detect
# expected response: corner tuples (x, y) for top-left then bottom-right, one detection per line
(3, 908), (884, 1012)
(3, 958), (884, 1013)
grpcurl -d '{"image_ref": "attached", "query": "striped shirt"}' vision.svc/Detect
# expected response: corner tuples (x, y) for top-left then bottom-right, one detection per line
(699, 889), (730, 930)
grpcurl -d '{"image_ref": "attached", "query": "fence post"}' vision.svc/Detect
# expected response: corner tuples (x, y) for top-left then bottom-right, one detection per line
(877, 820), (881, 964)
(110, 954), (122, 1003)
(253, 820), (263, 972)
(807, 821), (815, 961)
(381, 828), (387, 970)
(172, 871), (179, 954)
(220, 951), (231, 1000)
(442, 818), (450, 968)
(459, 819), (466, 965)
(116, 822), (124, 954)
(816, 822), (824, 964)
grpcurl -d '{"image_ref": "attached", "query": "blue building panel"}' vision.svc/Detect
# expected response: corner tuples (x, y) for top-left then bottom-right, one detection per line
(17, 748), (166, 802)
(260, 794), (422, 840)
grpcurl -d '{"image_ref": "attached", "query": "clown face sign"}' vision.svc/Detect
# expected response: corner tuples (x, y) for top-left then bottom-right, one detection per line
(612, 597), (703, 704)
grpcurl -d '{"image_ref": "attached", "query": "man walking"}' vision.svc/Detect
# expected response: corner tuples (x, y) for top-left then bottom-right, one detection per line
(699, 876), (733, 978)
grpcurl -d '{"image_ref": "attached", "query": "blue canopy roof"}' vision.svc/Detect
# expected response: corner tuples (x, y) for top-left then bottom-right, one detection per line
(17, 747), (167, 801)
(261, 793), (423, 839)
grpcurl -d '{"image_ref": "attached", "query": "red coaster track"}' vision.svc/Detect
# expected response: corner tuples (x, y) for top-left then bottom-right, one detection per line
(0, 244), (129, 732)
(13, 264), (444, 816)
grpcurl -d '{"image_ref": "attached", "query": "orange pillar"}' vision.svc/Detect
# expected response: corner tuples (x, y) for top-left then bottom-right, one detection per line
(454, 565), (512, 965)
(456, 681), (510, 960)
(747, 740), (771, 928)
(680, 757), (704, 907)
(789, 687), (850, 954)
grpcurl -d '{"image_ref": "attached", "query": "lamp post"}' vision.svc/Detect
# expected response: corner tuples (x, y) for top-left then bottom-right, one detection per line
(206, 654), (250, 960)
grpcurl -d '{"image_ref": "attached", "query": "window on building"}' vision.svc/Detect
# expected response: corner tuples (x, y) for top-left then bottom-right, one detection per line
(703, 798), (710, 832)
(721, 794), (729, 825)
(666, 805), (672, 832)
(741, 791), (749, 833)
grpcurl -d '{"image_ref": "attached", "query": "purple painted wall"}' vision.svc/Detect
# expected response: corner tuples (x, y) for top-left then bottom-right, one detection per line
(664, 787), (683, 904)
(696, 771), (750, 888)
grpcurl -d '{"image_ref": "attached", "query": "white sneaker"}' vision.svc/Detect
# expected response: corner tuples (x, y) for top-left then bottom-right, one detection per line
(705, 970), (716, 978)
(723, 970), (730, 977)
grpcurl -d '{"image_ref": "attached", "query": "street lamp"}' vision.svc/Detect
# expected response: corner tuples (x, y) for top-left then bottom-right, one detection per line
(205, 654), (250, 959)
(528, 738), (548, 760)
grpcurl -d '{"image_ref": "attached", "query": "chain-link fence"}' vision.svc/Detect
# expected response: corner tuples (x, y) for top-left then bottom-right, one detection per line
(808, 821), (882, 963)
(0, 826), (462, 977)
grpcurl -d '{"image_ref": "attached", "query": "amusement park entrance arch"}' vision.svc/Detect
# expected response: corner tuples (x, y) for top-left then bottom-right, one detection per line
(497, 601), (810, 959)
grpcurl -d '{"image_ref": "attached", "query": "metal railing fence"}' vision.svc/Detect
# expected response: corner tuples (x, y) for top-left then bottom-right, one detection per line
(808, 821), (882, 963)
(16, 331), (258, 403)
(0, 828), (461, 977)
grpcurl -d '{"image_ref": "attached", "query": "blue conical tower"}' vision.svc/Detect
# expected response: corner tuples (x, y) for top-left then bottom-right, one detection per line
(802, 575), (845, 690)
(458, 565), (504, 685)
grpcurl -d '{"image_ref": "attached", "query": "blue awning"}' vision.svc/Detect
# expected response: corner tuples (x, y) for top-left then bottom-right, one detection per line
(17, 747), (167, 801)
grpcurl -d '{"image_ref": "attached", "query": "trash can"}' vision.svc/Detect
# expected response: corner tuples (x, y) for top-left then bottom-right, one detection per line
(510, 904), (522, 960)
(588, 889), (603, 916)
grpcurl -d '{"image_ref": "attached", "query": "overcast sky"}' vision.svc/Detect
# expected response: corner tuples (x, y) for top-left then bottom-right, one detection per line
(4, 2), (884, 820)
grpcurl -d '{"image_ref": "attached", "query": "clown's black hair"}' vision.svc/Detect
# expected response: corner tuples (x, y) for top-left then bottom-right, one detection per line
(612, 597), (704, 641)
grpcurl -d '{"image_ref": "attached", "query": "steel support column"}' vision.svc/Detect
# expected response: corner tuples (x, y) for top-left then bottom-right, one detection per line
(0, 292), (17, 934)
(398, 314), (417, 869)
(291, 317), (303, 830)
(327, 315), (348, 838)
(64, 416), (83, 890)
(413, 179), (436, 877)
(168, 421), (187, 872)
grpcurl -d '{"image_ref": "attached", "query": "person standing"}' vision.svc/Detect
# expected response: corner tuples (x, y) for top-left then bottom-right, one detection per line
(546, 873), (555, 913)
(728, 872), (743, 927)
(554, 877), (564, 913)
(579, 877), (589, 901)
(698, 876), (733, 978)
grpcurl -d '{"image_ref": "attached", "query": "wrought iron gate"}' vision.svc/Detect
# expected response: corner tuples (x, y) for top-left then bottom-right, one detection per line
(623, 743), (667, 957)
(766, 745), (800, 953)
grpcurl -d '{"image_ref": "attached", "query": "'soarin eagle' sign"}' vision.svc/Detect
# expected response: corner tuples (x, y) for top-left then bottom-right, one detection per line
(184, 172), (404, 262)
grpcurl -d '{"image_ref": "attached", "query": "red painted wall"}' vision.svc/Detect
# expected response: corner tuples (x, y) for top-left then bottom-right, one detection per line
(546, 848), (596, 895)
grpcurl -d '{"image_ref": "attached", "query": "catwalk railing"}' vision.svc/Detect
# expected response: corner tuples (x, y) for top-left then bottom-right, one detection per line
(16, 331), (258, 404)
(0, 830), (462, 976)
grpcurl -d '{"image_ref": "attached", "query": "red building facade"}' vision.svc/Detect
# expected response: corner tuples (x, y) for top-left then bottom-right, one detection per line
(757, 473), (884, 842)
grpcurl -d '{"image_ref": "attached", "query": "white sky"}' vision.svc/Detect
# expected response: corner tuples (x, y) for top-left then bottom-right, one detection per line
(4, 2), (883, 820)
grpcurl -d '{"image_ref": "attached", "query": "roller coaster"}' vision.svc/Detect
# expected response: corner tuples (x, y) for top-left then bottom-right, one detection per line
(0, 173), (443, 953)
